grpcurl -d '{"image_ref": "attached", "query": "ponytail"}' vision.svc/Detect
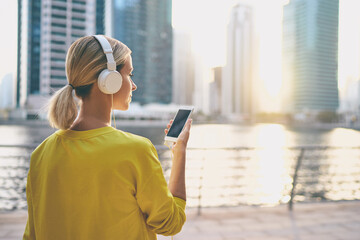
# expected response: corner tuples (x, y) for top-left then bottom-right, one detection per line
(47, 85), (77, 130)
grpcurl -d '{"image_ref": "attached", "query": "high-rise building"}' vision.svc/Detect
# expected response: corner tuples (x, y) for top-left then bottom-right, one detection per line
(113, 0), (173, 104)
(17, 0), (104, 110)
(282, 0), (339, 113)
(172, 30), (194, 105)
(0, 73), (16, 109)
(209, 67), (222, 115)
(222, 4), (257, 119)
(192, 54), (212, 115)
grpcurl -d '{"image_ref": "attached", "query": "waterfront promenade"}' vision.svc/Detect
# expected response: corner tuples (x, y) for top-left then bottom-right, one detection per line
(0, 201), (359, 240)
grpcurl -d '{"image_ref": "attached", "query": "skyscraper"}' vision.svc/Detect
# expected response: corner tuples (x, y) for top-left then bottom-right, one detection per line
(282, 0), (339, 112)
(0, 73), (15, 109)
(209, 67), (222, 115)
(172, 30), (194, 106)
(222, 4), (257, 119)
(113, 0), (173, 104)
(17, 0), (104, 110)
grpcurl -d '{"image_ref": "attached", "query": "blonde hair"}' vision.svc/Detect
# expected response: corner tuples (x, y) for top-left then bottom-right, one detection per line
(47, 35), (131, 129)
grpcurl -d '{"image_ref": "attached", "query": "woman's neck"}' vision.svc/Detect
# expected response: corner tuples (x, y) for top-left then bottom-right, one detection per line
(69, 98), (112, 131)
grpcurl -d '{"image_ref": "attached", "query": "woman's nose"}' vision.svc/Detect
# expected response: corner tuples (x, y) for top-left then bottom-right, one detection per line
(131, 81), (137, 91)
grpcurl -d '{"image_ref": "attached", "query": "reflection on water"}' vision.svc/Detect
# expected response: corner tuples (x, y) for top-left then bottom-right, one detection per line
(253, 125), (289, 205)
(1, 122), (360, 211)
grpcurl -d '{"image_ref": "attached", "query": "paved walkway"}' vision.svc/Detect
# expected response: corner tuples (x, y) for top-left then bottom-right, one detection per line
(0, 201), (359, 240)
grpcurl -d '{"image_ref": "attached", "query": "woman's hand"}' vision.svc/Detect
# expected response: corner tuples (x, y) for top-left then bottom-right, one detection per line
(164, 119), (192, 154)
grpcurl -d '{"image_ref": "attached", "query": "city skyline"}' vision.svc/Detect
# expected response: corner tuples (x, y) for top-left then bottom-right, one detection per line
(0, 0), (360, 115)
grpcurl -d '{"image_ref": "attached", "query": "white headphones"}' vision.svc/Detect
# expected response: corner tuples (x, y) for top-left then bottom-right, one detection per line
(93, 35), (122, 94)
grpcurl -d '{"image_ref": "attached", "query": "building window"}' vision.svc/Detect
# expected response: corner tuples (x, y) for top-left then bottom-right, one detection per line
(51, 14), (66, 19)
(51, 23), (66, 28)
(50, 58), (65, 64)
(51, 31), (66, 37)
(72, 16), (85, 21)
(51, 75), (66, 80)
(51, 40), (65, 45)
(73, 1), (86, 5)
(51, 5), (66, 11)
(51, 66), (66, 71)
(72, 8), (85, 14)
(51, 49), (66, 54)
(71, 33), (83, 38)
(72, 25), (85, 30)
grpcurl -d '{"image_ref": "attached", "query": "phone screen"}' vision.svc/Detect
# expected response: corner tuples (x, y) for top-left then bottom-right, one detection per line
(167, 109), (192, 138)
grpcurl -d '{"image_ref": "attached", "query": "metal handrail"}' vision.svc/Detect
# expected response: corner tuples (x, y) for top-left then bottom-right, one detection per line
(289, 148), (304, 211)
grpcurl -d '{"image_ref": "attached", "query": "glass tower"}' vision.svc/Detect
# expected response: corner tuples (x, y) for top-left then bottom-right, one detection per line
(96, 0), (105, 34)
(113, 0), (173, 104)
(282, 0), (339, 112)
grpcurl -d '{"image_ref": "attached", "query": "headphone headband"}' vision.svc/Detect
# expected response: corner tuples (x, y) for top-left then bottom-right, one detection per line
(93, 35), (116, 71)
(92, 35), (123, 95)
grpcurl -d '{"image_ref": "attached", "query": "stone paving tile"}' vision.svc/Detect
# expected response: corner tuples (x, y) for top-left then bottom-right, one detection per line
(341, 221), (360, 231)
(220, 219), (259, 228)
(220, 231), (247, 239)
(5, 230), (23, 238)
(265, 229), (298, 238)
(0, 224), (25, 231)
(172, 232), (224, 240)
(242, 237), (292, 240)
(223, 238), (247, 240)
(236, 231), (270, 237)
(0, 230), (10, 238)
(299, 234), (340, 240)
(332, 230), (360, 240)
(305, 224), (348, 235)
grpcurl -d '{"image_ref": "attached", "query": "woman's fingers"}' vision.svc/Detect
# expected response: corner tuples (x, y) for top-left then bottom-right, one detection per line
(168, 120), (173, 128)
(183, 119), (192, 132)
(177, 119), (192, 145)
(165, 119), (174, 135)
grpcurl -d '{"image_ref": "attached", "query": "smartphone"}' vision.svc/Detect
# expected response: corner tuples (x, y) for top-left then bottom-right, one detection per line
(164, 107), (194, 142)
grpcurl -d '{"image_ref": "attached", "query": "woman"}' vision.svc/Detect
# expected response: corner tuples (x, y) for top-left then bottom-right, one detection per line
(23, 35), (191, 239)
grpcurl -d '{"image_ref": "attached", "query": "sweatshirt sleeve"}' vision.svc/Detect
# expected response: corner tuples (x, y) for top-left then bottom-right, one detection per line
(135, 141), (186, 236)
(23, 171), (36, 240)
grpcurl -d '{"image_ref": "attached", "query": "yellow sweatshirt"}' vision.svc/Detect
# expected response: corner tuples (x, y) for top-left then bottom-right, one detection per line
(23, 126), (186, 240)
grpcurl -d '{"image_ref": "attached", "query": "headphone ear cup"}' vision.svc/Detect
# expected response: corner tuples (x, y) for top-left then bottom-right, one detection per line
(98, 70), (123, 94)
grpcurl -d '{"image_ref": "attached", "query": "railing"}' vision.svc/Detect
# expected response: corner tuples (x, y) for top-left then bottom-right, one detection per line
(1, 145), (360, 214)
(156, 146), (360, 215)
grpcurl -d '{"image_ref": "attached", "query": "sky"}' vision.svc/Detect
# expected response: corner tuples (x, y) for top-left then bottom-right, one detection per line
(338, 0), (360, 93)
(0, 0), (17, 83)
(1, 0), (360, 111)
